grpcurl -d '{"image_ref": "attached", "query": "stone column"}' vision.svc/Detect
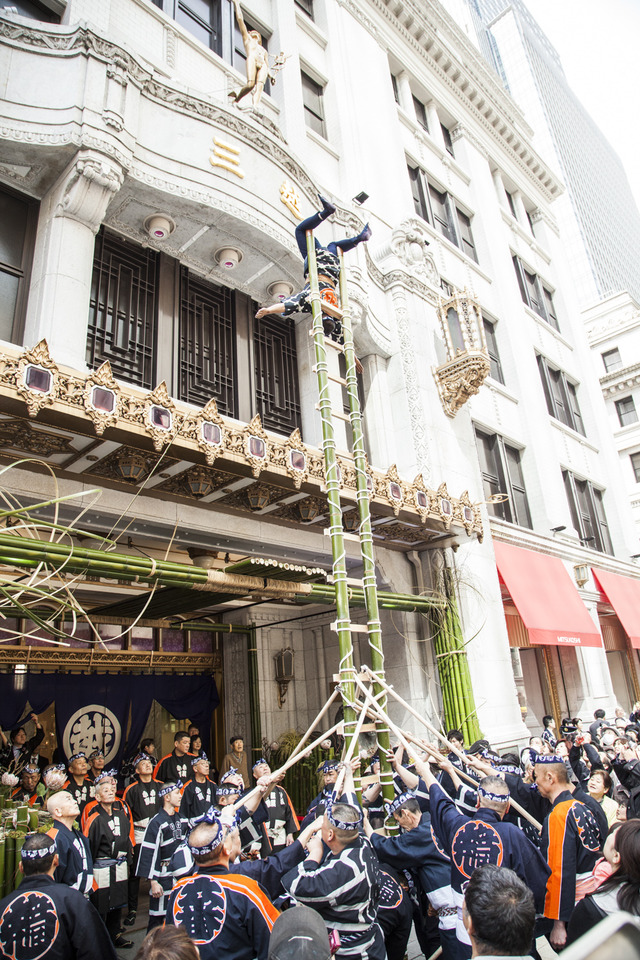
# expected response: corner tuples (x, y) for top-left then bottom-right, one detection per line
(360, 353), (394, 467)
(395, 71), (413, 115)
(426, 101), (445, 149)
(24, 151), (124, 371)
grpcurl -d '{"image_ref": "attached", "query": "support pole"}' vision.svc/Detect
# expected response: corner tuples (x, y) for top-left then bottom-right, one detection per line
(306, 231), (355, 738)
(247, 625), (262, 763)
(338, 250), (394, 809)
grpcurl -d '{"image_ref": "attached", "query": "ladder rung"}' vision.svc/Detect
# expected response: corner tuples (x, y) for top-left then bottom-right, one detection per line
(324, 528), (360, 542)
(311, 366), (348, 387)
(330, 620), (369, 634)
(315, 403), (350, 422)
(329, 576), (364, 587)
(359, 723), (378, 732)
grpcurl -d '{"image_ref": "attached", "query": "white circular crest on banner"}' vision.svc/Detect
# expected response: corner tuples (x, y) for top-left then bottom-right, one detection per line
(63, 705), (121, 763)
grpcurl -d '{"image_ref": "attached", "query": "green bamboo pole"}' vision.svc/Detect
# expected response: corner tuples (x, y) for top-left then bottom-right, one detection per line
(306, 230), (356, 736)
(4, 834), (14, 895)
(0, 532), (445, 612)
(431, 567), (481, 743)
(338, 250), (394, 809)
(0, 837), (4, 899)
(13, 833), (24, 890)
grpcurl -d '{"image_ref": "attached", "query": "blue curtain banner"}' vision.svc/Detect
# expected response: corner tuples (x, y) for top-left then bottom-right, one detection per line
(0, 673), (219, 767)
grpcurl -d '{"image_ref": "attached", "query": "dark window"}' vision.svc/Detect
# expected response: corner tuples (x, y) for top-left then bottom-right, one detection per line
(412, 96), (429, 131)
(537, 356), (585, 435)
(178, 267), (236, 415)
(631, 452), (640, 483)
(441, 122), (454, 156)
(615, 396), (638, 427)
(301, 70), (326, 138)
(408, 165), (429, 221)
(440, 278), (453, 296)
(512, 256), (559, 330)
(294, 0), (314, 18)
(563, 471), (613, 554)
(87, 230), (158, 389)
(254, 312), (301, 433)
(408, 166), (477, 261)
(2, 0), (59, 21)
(159, 0), (222, 54)
(475, 428), (532, 527)
(602, 348), (622, 373)
(483, 318), (504, 384)
(429, 184), (455, 244)
(0, 185), (37, 345)
(391, 74), (400, 104)
(505, 190), (518, 218)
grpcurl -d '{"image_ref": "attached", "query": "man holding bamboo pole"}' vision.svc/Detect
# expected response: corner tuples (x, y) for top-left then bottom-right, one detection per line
(281, 762), (384, 960)
(412, 754), (550, 960)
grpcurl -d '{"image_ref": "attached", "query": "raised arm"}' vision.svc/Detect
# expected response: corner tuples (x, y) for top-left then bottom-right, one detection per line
(232, 0), (250, 45)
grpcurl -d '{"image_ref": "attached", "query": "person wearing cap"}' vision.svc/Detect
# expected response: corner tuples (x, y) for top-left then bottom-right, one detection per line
(64, 752), (93, 813)
(11, 763), (44, 806)
(47, 790), (93, 895)
(300, 759), (339, 828)
(282, 762), (383, 960)
(83, 772), (135, 950)
(86, 748), (106, 785)
(217, 771), (272, 857)
(180, 752), (217, 821)
(416, 756), (550, 960)
(0, 831), (117, 960)
(137, 781), (188, 931)
(166, 810), (280, 959)
(122, 753), (163, 929)
(252, 758), (299, 854)
(220, 734), (250, 787)
(154, 731), (193, 783)
(470, 751), (605, 951)
(268, 905), (331, 960)
(362, 789), (454, 960)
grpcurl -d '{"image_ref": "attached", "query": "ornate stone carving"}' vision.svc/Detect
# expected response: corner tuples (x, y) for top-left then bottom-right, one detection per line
(16, 340), (59, 417)
(83, 445), (177, 484)
(182, 398), (227, 466)
(143, 381), (182, 451)
(0, 419), (72, 456)
(434, 289), (490, 416)
(283, 428), (309, 489)
(434, 352), (490, 417)
(56, 154), (124, 233)
(390, 219), (439, 285)
(226, 414), (271, 478)
(157, 465), (235, 499)
(84, 361), (121, 435)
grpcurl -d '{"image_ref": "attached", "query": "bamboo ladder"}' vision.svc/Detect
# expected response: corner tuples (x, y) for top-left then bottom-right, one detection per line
(305, 230), (395, 809)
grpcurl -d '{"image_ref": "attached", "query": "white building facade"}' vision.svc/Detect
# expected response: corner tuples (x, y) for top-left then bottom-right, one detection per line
(0, 0), (639, 762)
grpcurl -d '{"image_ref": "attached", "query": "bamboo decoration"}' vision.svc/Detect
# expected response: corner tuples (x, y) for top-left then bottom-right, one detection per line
(0, 836), (5, 898)
(13, 833), (24, 890)
(16, 807), (28, 834)
(4, 834), (14, 896)
(338, 250), (394, 808)
(429, 566), (481, 744)
(306, 230), (356, 737)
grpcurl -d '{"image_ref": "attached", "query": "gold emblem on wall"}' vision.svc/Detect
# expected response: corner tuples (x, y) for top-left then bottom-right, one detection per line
(280, 180), (301, 219)
(210, 137), (245, 178)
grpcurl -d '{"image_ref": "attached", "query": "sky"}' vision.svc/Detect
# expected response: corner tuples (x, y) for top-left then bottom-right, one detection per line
(526, 0), (640, 210)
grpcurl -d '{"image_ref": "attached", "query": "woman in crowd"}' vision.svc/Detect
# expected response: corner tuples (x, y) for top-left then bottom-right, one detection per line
(567, 817), (640, 944)
(588, 768), (620, 827)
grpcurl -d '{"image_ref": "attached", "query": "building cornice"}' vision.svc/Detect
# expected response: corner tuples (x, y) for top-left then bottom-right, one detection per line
(342, 0), (563, 202)
(600, 362), (640, 398)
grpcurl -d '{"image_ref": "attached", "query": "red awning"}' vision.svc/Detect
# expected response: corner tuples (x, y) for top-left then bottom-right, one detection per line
(494, 541), (602, 647)
(592, 568), (640, 649)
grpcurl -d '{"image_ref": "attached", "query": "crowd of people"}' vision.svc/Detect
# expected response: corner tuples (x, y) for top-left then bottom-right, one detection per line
(0, 706), (639, 960)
